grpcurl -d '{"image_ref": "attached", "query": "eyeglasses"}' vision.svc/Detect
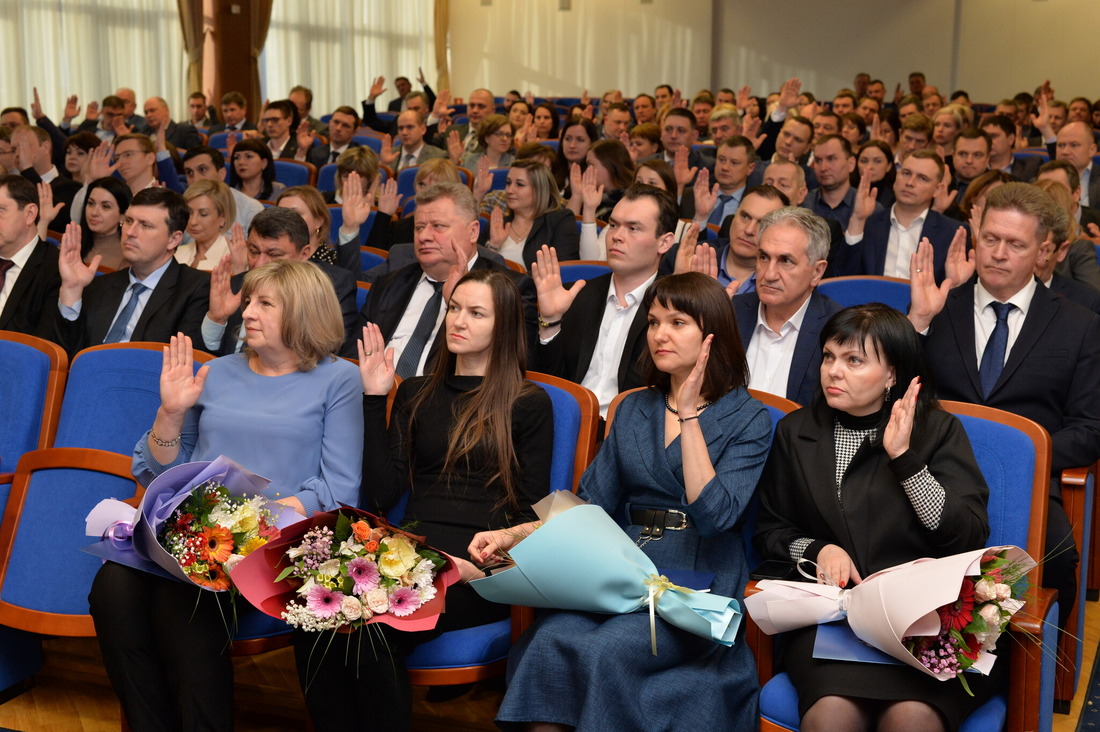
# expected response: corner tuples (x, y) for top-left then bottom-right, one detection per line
(490, 130), (513, 139)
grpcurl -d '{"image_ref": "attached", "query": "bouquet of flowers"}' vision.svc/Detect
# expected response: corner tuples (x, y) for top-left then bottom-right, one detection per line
(84, 456), (299, 591)
(231, 507), (461, 632)
(904, 548), (1029, 692)
(745, 545), (1035, 687)
(158, 479), (279, 591)
(470, 491), (744, 655)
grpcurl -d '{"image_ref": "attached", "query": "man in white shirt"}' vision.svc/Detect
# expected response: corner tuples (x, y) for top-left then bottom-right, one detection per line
(260, 100), (299, 159)
(908, 182), (1100, 628)
(1056, 121), (1100, 207)
(733, 207), (840, 405)
(11, 125), (81, 229)
(385, 111), (447, 171)
(841, 149), (962, 283)
(534, 184), (678, 416)
(0, 175), (60, 336)
(299, 107), (362, 169)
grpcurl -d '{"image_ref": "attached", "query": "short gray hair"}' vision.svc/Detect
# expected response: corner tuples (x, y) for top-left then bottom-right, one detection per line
(757, 207), (831, 263)
(415, 181), (477, 222)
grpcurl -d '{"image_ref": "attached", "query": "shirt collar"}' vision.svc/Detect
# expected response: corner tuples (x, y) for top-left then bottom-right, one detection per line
(889, 204), (928, 230)
(975, 276), (1037, 317)
(755, 288), (813, 336)
(130, 255), (173, 288)
(6, 234), (39, 268)
(607, 270), (657, 309)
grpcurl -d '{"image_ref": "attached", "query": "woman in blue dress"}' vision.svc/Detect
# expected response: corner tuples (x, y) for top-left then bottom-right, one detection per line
(469, 272), (771, 730)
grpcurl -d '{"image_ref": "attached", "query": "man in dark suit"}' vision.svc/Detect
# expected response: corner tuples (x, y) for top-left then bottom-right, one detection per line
(429, 88), (495, 155)
(386, 72), (437, 113)
(298, 107), (361, 168)
(750, 78), (818, 190)
(1039, 227), (1100, 316)
(949, 128), (991, 201)
(839, 150), (965, 283)
(982, 115), (1040, 182)
(206, 92), (256, 134)
(733, 207), (842, 406)
(53, 188), (210, 356)
(0, 176), (60, 337)
(352, 181), (536, 370)
(1037, 159), (1100, 290)
(534, 184), (676, 416)
(679, 136), (755, 224)
(908, 182), (1100, 626)
(660, 108), (714, 185)
(11, 125), (81, 230)
(142, 97), (201, 151)
(289, 85), (328, 136)
(259, 100), (300, 160)
(1055, 121), (1100, 208)
(202, 208), (357, 356)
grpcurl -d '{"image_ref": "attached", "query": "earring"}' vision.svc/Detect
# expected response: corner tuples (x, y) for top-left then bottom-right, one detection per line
(884, 385), (892, 403)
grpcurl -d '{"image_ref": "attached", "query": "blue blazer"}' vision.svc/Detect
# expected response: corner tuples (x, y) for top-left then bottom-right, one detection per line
(733, 290), (843, 406)
(836, 208), (965, 284)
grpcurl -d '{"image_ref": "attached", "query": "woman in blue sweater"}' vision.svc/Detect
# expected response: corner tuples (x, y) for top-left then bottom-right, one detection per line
(89, 258), (363, 732)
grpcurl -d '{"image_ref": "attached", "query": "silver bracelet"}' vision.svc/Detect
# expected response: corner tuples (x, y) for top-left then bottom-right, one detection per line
(150, 429), (180, 448)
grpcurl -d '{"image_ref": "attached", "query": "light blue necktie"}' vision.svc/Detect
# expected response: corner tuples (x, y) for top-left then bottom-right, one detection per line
(104, 282), (147, 343)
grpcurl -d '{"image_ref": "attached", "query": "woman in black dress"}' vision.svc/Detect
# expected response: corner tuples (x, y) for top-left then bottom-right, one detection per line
(755, 304), (993, 732)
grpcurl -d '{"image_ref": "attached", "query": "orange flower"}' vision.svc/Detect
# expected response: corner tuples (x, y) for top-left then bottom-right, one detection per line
(192, 565), (231, 591)
(199, 525), (235, 564)
(351, 521), (373, 542)
(365, 540), (379, 553)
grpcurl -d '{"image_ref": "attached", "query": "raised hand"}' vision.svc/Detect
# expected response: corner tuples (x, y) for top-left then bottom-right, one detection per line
(225, 131), (239, 158)
(473, 155), (493, 201)
(968, 201), (984, 242)
(689, 242), (720, 280)
(531, 244), (585, 325)
(931, 166), (956, 213)
(357, 323), (396, 396)
(159, 334), (209, 417)
(1031, 92), (1053, 138)
(943, 226), (974, 287)
(376, 177), (402, 216)
(675, 334), (713, 420)
(847, 172), (878, 235)
(58, 221), (98, 305)
(30, 87), (43, 120)
(295, 119), (313, 154)
(692, 168), (719, 220)
(673, 146), (698, 190)
(743, 116), (766, 150)
(446, 129), (464, 163)
(736, 85), (752, 112)
(869, 113), (884, 142)
(208, 254), (242, 324)
(907, 238), (952, 332)
(524, 90), (535, 106)
(63, 94), (81, 123)
(569, 161), (583, 196)
(893, 82), (904, 105)
(417, 66), (428, 86)
(883, 377), (921, 459)
(673, 221), (702, 274)
(35, 182), (63, 239)
(341, 171), (372, 232)
(225, 222), (248, 274)
(379, 132), (399, 167)
(110, 114), (133, 138)
(488, 206), (512, 249)
(580, 165), (605, 219)
(432, 90), (455, 121)
(777, 77), (802, 113)
(86, 143), (117, 181)
(153, 124), (167, 153)
(580, 89), (590, 107)
(85, 100), (100, 122)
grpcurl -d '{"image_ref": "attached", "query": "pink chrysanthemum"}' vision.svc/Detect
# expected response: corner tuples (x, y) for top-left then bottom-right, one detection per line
(348, 557), (380, 595)
(388, 586), (422, 617)
(306, 585), (345, 619)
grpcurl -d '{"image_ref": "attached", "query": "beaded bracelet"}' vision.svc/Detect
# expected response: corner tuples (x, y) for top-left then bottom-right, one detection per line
(150, 429), (181, 448)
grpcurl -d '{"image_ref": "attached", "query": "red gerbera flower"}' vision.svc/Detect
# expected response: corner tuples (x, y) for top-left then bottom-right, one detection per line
(198, 525), (235, 564)
(959, 633), (983, 661)
(192, 565), (231, 591)
(938, 578), (976, 632)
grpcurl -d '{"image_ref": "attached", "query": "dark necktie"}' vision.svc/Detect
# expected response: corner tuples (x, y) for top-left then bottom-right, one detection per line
(708, 194), (733, 226)
(395, 281), (445, 379)
(979, 301), (1013, 398)
(104, 282), (147, 344)
(403, 153), (416, 170)
(329, 150), (338, 164)
(0, 259), (14, 295)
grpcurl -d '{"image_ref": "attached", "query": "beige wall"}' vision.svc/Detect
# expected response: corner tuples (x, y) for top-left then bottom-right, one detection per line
(447, 0), (713, 99)
(448, 0), (1098, 106)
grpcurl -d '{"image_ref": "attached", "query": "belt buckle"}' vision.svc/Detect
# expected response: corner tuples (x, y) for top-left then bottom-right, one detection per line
(665, 509), (688, 531)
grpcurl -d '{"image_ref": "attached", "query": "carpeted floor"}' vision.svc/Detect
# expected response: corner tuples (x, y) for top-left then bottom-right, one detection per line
(1078, 639), (1100, 730)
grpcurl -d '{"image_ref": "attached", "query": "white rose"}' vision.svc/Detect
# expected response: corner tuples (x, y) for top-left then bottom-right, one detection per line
(223, 554), (245, 574)
(365, 588), (389, 614)
(341, 596), (363, 621)
(979, 603), (1002, 629)
(993, 583), (1012, 602)
(973, 578), (997, 602)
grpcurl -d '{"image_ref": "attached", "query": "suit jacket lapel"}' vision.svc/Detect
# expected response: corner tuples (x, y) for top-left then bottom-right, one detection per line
(0, 241), (44, 328)
(944, 283), (983, 398)
(797, 405), (858, 550)
(788, 293), (827, 402)
(573, 275), (607, 382)
(131, 259), (179, 340)
(990, 283), (1057, 397)
(867, 212), (889, 276)
(617, 307), (649, 387)
(88, 272), (130, 343)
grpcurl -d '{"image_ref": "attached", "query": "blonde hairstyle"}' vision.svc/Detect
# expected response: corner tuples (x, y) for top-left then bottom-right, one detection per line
(415, 157), (461, 186)
(275, 185), (331, 245)
(183, 179), (236, 235)
(933, 103), (968, 132)
(508, 159), (560, 218)
(239, 260), (343, 371)
(335, 146), (380, 196)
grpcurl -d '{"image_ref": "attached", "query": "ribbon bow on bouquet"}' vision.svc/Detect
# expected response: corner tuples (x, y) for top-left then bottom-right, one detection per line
(470, 491), (744, 655)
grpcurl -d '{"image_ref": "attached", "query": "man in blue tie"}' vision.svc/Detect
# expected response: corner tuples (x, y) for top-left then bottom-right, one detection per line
(53, 187), (210, 356)
(684, 135), (755, 228)
(908, 182), (1100, 627)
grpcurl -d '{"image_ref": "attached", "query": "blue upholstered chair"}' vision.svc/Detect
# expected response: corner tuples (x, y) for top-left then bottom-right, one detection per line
(486, 167), (510, 193)
(401, 374), (599, 685)
(327, 206), (378, 244)
(317, 163), (338, 193)
(207, 131), (230, 150)
(54, 343), (213, 455)
(352, 135), (383, 153)
(359, 246), (386, 273)
(816, 275), (911, 314)
(558, 260), (611, 284)
(751, 401), (1059, 732)
(0, 332), (67, 477)
(272, 159), (316, 188)
(356, 281), (372, 313)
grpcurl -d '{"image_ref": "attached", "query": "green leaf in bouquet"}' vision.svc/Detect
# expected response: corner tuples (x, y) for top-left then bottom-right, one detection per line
(341, 576), (354, 595)
(417, 547), (446, 570)
(274, 565), (296, 584)
(965, 611), (989, 635)
(334, 511), (352, 542)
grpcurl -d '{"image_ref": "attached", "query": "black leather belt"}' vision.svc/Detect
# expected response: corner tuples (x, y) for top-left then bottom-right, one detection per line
(629, 508), (691, 540)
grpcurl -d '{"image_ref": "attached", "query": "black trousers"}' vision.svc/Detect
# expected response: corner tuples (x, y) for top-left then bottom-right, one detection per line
(1043, 493), (1079, 630)
(89, 563), (235, 732)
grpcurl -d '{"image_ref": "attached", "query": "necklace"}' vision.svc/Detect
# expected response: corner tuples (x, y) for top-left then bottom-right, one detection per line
(664, 392), (713, 416)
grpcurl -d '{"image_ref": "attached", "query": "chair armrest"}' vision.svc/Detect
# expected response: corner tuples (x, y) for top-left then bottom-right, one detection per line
(744, 580), (775, 682)
(1007, 587), (1057, 732)
(0, 473), (12, 486)
(1061, 466), (1091, 487)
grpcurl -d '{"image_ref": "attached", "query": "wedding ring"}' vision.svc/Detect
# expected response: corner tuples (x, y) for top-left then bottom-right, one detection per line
(366, 351), (374, 356)
(916, 268), (922, 273)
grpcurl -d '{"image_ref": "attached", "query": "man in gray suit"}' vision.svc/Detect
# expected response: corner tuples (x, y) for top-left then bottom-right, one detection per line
(386, 110), (447, 171)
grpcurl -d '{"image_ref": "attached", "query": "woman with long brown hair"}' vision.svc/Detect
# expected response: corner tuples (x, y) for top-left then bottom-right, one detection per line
(296, 268), (554, 730)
